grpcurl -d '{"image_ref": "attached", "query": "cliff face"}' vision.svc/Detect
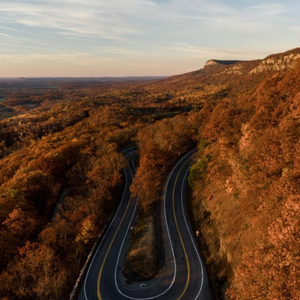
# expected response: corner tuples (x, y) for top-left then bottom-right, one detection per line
(250, 50), (300, 73)
(204, 48), (300, 76)
(190, 49), (300, 300)
(205, 60), (243, 67)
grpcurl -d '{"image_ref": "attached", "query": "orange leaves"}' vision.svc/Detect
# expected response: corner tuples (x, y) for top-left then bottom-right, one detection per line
(87, 150), (125, 190)
(0, 241), (68, 299)
(3, 208), (38, 237)
(229, 194), (300, 300)
(75, 215), (99, 245)
(131, 115), (194, 211)
(36, 142), (83, 179)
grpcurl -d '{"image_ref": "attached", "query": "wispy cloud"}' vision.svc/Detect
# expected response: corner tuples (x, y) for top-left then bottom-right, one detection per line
(0, 32), (84, 55)
(289, 26), (300, 32)
(0, 0), (298, 76)
(0, 25), (55, 39)
(0, 42), (68, 53)
(0, 1), (292, 41)
(245, 3), (289, 16)
(0, 32), (10, 37)
(0, 0), (145, 39)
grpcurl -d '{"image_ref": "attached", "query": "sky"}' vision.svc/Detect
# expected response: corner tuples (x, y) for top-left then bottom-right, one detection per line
(0, 0), (299, 77)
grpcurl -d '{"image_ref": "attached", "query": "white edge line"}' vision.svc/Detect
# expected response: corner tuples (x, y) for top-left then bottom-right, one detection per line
(181, 164), (204, 300)
(114, 149), (195, 300)
(84, 151), (135, 300)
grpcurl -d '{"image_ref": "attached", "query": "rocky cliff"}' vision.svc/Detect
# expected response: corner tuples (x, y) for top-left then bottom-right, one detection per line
(250, 49), (300, 73)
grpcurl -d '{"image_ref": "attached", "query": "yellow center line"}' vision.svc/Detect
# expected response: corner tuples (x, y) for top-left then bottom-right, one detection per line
(96, 153), (191, 300)
(97, 157), (134, 300)
(173, 158), (191, 300)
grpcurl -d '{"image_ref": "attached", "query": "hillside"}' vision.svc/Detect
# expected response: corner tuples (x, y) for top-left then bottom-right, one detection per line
(0, 48), (299, 300)
(188, 49), (300, 299)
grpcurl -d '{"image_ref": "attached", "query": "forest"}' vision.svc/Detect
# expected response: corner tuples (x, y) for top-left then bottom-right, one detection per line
(0, 48), (299, 300)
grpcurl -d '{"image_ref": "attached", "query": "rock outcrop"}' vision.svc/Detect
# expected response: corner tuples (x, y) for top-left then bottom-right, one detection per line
(250, 51), (300, 74)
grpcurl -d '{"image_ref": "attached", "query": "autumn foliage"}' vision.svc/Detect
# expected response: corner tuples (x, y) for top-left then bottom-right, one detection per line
(0, 48), (299, 300)
(131, 114), (195, 211)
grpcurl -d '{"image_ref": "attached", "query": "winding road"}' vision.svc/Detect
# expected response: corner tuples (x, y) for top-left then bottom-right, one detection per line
(77, 150), (214, 300)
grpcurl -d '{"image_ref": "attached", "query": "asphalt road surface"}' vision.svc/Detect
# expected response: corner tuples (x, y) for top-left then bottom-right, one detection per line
(77, 150), (214, 300)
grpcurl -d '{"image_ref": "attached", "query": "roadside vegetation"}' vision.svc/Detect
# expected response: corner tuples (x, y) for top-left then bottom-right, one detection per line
(124, 214), (157, 281)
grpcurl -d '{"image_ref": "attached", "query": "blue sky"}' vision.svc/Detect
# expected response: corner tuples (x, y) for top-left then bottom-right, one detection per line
(0, 0), (299, 77)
